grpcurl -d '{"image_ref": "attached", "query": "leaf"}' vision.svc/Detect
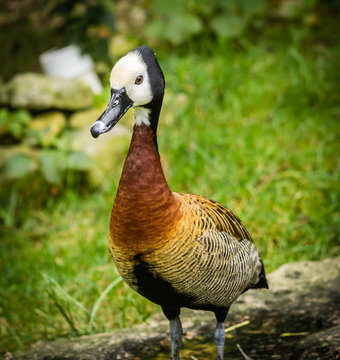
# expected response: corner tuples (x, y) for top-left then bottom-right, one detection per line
(144, 20), (164, 40)
(240, 0), (266, 16)
(66, 151), (92, 171)
(38, 150), (66, 184)
(145, 14), (202, 45)
(0, 108), (10, 134)
(211, 14), (247, 39)
(169, 14), (202, 45)
(225, 320), (250, 333)
(151, 0), (186, 16)
(2, 153), (35, 180)
(280, 332), (309, 337)
(88, 277), (122, 331)
(0, 108), (31, 138)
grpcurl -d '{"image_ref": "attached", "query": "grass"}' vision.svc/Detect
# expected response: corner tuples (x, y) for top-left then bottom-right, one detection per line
(1, 23), (339, 353)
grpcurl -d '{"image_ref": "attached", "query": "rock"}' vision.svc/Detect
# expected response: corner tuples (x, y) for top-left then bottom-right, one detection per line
(69, 107), (106, 129)
(57, 122), (131, 187)
(296, 325), (340, 359)
(6, 73), (93, 111)
(86, 125), (131, 187)
(69, 104), (135, 130)
(26, 112), (67, 146)
(11, 257), (340, 360)
(66, 107), (135, 186)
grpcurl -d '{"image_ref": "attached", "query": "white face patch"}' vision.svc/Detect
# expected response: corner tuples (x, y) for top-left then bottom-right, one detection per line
(110, 51), (153, 107)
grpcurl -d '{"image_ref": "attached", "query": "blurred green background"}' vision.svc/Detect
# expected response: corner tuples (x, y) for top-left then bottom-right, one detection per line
(0, 0), (339, 354)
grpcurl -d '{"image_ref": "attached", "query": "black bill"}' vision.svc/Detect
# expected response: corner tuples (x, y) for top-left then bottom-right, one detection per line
(90, 88), (133, 138)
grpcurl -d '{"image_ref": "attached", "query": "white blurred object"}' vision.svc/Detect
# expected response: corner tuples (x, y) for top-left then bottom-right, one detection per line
(39, 45), (103, 94)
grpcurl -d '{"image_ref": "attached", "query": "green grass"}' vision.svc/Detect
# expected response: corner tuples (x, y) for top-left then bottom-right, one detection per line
(1, 24), (339, 353)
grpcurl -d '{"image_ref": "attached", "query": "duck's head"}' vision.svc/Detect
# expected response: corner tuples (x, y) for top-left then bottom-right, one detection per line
(91, 46), (165, 138)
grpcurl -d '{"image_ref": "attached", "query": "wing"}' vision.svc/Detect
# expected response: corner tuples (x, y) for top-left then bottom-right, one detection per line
(176, 193), (252, 242)
(161, 193), (265, 307)
(181, 193), (269, 291)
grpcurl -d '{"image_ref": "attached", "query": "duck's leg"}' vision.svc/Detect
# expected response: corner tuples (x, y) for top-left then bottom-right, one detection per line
(214, 321), (225, 360)
(214, 308), (229, 360)
(162, 307), (182, 360)
(170, 316), (183, 360)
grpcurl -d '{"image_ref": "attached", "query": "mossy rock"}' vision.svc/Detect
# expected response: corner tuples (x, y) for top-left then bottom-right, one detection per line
(26, 112), (67, 146)
(56, 123), (131, 187)
(6, 73), (93, 111)
(69, 105), (135, 130)
(69, 107), (106, 129)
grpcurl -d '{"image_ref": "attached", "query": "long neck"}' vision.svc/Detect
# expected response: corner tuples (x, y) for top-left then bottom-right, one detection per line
(110, 123), (181, 248)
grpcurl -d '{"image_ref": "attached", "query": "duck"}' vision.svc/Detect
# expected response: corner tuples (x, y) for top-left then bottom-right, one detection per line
(90, 46), (268, 360)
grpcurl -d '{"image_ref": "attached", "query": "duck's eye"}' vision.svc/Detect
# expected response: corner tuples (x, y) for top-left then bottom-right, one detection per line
(135, 75), (143, 85)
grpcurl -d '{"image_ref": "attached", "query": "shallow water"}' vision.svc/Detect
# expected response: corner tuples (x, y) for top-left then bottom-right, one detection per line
(145, 310), (339, 360)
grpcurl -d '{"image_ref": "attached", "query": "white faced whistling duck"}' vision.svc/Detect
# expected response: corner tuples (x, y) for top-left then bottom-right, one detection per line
(90, 46), (268, 360)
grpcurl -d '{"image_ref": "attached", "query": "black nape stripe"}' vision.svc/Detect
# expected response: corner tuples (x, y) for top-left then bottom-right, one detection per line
(132, 46), (165, 141)
(132, 46), (165, 100)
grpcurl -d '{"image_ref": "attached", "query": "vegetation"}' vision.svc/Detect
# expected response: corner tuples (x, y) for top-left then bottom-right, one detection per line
(0, 0), (114, 79)
(1, 0), (339, 355)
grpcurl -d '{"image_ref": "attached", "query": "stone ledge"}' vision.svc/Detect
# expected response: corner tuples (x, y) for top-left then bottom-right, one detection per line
(8, 257), (340, 360)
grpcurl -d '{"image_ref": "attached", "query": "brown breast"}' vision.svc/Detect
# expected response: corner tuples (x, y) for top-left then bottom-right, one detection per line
(109, 124), (182, 254)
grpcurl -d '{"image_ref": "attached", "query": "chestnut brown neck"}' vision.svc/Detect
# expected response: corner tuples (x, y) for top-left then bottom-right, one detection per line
(110, 123), (181, 249)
